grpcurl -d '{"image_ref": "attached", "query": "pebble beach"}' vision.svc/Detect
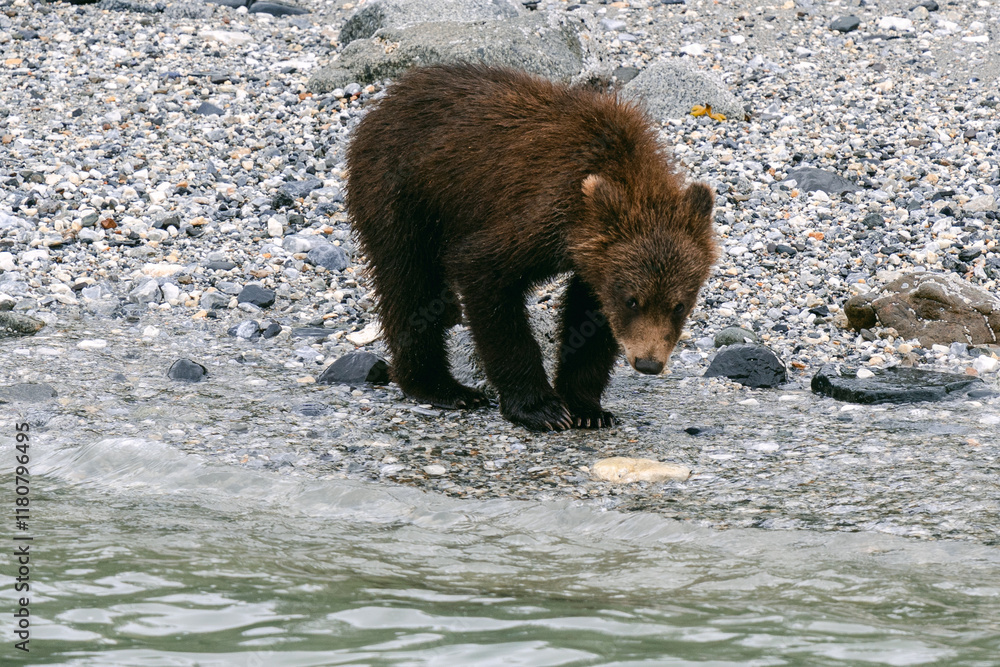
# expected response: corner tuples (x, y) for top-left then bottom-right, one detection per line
(2, 0), (1000, 541)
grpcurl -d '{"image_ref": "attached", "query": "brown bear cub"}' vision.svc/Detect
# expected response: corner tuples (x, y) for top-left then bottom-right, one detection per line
(346, 64), (717, 431)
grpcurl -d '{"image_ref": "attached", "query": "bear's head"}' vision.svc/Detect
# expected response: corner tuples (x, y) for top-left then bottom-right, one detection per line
(577, 174), (717, 374)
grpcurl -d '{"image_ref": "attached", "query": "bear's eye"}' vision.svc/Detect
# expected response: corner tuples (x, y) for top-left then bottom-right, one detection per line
(626, 297), (639, 312)
(672, 303), (686, 318)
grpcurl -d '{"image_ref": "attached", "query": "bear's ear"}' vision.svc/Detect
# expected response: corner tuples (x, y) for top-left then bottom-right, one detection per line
(581, 174), (622, 223)
(582, 174), (604, 198)
(687, 182), (714, 219)
(685, 182), (715, 236)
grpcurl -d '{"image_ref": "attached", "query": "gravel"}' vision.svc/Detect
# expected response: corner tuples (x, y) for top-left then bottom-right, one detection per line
(1, 0), (999, 542)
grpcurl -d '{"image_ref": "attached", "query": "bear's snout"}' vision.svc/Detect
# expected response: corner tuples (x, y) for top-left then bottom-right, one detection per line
(633, 358), (665, 375)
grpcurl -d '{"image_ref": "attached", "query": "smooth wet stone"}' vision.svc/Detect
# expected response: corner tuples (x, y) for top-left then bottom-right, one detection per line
(704, 344), (788, 388)
(811, 364), (990, 404)
(591, 457), (691, 483)
(784, 167), (860, 195)
(0, 312), (45, 338)
(0, 382), (58, 403)
(829, 15), (860, 33)
(168, 359), (208, 382)
(715, 326), (758, 347)
(316, 351), (390, 385)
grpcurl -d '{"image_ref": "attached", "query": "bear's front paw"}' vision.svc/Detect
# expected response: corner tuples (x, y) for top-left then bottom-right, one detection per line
(568, 405), (616, 429)
(501, 393), (573, 432)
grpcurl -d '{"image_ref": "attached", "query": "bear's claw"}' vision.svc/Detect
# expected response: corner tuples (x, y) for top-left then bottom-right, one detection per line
(502, 394), (572, 432)
(405, 382), (488, 410)
(571, 410), (616, 429)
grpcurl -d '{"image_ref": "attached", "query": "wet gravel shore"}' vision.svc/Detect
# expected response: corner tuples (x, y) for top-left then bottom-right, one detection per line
(2, 0), (999, 542)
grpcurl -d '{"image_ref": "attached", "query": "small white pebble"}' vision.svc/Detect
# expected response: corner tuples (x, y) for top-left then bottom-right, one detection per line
(973, 356), (999, 374)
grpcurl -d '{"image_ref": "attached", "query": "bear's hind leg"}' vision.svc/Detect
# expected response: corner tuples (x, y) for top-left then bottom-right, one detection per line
(554, 276), (618, 428)
(369, 257), (486, 411)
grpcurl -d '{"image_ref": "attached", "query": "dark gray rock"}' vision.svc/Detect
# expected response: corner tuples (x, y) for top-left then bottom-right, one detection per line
(0, 383), (57, 403)
(339, 0), (522, 45)
(317, 351), (390, 385)
(306, 244), (349, 271)
(194, 102), (224, 116)
(292, 327), (331, 338)
(774, 244), (797, 256)
(623, 58), (745, 122)
(271, 190), (296, 210)
(280, 179), (323, 199)
(844, 272), (1000, 346)
(200, 292), (231, 310)
(261, 322), (283, 339)
(715, 326), (758, 347)
(861, 212), (885, 228)
(704, 344), (787, 388)
(784, 167), (860, 195)
(249, 1), (309, 16)
(683, 425), (723, 436)
(168, 359), (208, 382)
(613, 66), (640, 84)
(829, 16), (860, 33)
(237, 284), (276, 309)
(229, 320), (261, 340)
(0, 312), (45, 338)
(811, 364), (989, 404)
(128, 279), (162, 305)
(294, 402), (327, 416)
(205, 260), (237, 271)
(310, 13), (583, 91)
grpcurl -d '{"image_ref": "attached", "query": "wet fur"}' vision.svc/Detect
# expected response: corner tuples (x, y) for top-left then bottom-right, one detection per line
(346, 63), (717, 431)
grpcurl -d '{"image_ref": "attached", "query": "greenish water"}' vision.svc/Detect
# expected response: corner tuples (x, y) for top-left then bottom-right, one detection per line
(3, 437), (999, 666)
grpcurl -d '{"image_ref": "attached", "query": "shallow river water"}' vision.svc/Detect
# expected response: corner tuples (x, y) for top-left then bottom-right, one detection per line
(3, 435), (998, 666)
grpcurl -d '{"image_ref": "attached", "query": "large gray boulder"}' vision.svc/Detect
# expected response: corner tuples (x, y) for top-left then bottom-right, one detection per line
(310, 13), (583, 92)
(623, 58), (746, 122)
(339, 0), (523, 45)
(844, 272), (1000, 346)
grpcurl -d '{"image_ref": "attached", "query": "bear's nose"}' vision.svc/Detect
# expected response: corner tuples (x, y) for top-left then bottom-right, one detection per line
(634, 358), (664, 375)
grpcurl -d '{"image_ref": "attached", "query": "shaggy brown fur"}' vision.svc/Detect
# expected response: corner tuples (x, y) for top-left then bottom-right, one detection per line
(346, 63), (717, 431)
